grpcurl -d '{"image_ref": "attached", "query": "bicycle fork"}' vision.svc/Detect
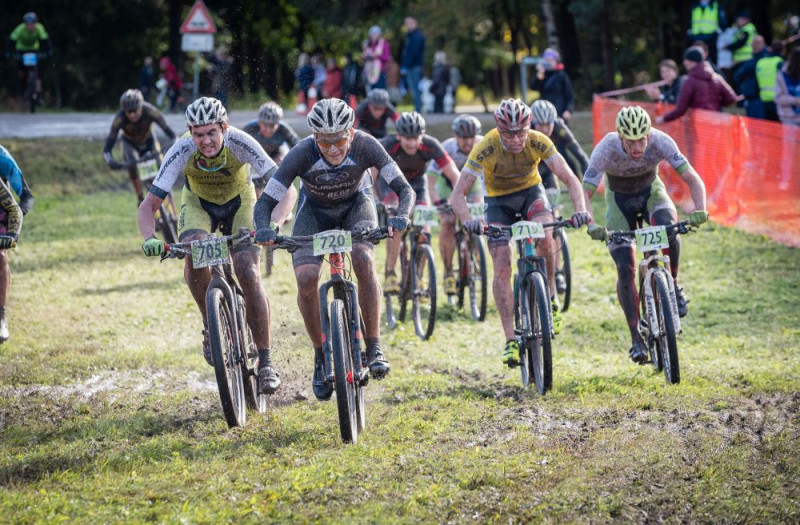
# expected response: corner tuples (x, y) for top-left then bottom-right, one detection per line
(639, 257), (682, 339)
(209, 266), (245, 367)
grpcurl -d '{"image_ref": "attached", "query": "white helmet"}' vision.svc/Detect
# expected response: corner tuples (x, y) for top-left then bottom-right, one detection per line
(307, 98), (354, 133)
(185, 97), (228, 127)
(530, 99), (558, 125)
(258, 101), (283, 124)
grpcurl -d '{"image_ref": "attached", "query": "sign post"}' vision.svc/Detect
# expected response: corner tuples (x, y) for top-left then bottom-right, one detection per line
(179, 0), (217, 101)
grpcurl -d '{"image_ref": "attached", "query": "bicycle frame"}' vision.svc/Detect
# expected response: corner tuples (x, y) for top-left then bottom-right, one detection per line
(638, 253), (682, 339)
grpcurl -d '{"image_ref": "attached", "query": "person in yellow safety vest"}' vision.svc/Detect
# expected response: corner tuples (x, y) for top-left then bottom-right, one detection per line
(727, 11), (757, 75)
(756, 40), (785, 122)
(688, 1), (726, 64)
(733, 35), (770, 118)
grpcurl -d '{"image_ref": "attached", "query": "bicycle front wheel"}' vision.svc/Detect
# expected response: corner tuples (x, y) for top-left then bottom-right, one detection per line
(555, 228), (572, 313)
(467, 234), (488, 322)
(331, 299), (358, 443)
(653, 270), (680, 384)
(521, 272), (553, 394)
(207, 288), (247, 427)
(412, 243), (437, 340)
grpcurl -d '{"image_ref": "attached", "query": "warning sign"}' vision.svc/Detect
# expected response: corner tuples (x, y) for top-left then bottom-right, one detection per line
(179, 0), (217, 34)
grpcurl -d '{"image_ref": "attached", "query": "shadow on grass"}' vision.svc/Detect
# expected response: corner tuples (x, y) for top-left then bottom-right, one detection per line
(75, 279), (182, 296)
(12, 249), (134, 273)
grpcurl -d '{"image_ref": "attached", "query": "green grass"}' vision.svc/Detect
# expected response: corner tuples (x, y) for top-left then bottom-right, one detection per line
(0, 128), (798, 523)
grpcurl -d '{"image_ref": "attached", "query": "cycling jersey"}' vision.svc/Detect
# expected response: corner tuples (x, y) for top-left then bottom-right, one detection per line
(379, 134), (451, 182)
(150, 126), (277, 205)
(426, 136), (485, 199)
(583, 129), (689, 194)
(255, 130), (414, 231)
(0, 178), (22, 238)
(538, 118), (589, 185)
(463, 128), (556, 197)
(355, 100), (399, 139)
(242, 120), (300, 159)
(103, 102), (176, 154)
(9, 23), (48, 52)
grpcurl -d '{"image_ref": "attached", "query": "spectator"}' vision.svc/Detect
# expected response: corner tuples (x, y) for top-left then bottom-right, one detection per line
(755, 40), (785, 122)
(775, 47), (800, 189)
(158, 56), (182, 113)
(385, 57), (402, 105)
(341, 53), (364, 106)
(430, 51), (450, 113)
(322, 57), (343, 99)
(207, 47), (233, 108)
(691, 40), (724, 76)
(139, 56), (155, 103)
(362, 25), (391, 90)
(688, 1), (726, 65)
(529, 47), (574, 123)
(401, 16), (426, 112)
(311, 53), (326, 95)
(645, 59), (686, 104)
(656, 46), (739, 124)
(726, 11), (757, 79)
(295, 53), (314, 111)
(733, 35), (770, 118)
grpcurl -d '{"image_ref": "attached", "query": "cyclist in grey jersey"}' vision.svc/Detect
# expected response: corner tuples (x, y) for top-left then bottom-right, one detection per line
(241, 120), (299, 162)
(254, 98), (414, 400)
(584, 106), (708, 364)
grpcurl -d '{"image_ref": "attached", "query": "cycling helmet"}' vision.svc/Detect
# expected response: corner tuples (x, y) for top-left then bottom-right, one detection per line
(451, 114), (481, 138)
(307, 98), (354, 133)
(395, 111), (426, 137)
(258, 101), (283, 125)
(367, 89), (390, 107)
(615, 106), (651, 140)
(23, 12), (37, 23)
(185, 97), (228, 127)
(530, 100), (558, 125)
(493, 99), (532, 132)
(120, 89), (144, 112)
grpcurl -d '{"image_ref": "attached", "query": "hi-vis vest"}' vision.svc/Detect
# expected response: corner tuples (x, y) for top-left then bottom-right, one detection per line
(691, 3), (720, 35)
(756, 56), (783, 102)
(733, 22), (756, 63)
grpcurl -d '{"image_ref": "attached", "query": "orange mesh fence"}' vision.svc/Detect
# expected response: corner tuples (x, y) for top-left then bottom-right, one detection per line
(593, 96), (800, 247)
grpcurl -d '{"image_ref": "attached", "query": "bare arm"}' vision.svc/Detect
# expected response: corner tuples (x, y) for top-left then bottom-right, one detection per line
(441, 160), (460, 189)
(548, 153), (587, 213)
(427, 172), (442, 204)
(137, 192), (165, 240)
(450, 169), (478, 224)
(271, 183), (298, 226)
(676, 163), (707, 212)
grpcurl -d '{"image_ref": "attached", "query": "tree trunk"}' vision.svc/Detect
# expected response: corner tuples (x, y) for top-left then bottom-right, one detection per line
(600, 0), (615, 90)
(541, 0), (560, 51)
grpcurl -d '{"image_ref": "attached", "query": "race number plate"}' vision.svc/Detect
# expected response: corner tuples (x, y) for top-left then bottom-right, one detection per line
(468, 202), (485, 220)
(191, 236), (228, 268)
(137, 159), (159, 179)
(510, 221), (545, 241)
(635, 225), (669, 251)
(413, 205), (439, 227)
(22, 53), (37, 66)
(313, 230), (352, 256)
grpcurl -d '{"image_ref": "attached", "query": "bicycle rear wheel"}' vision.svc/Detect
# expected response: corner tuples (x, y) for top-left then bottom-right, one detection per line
(412, 243), (437, 340)
(521, 272), (553, 394)
(236, 294), (267, 413)
(331, 299), (358, 443)
(26, 69), (37, 113)
(207, 288), (247, 427)
(158, 203), (179, 245)
(555, 228), (572, 313)
(397, 236), (411, 324)
(467, 234), (488, 322)
(653, 270), (680, 384)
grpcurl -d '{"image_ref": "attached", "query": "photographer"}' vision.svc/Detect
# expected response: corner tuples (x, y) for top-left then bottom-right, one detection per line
(529, 48), (574, 123)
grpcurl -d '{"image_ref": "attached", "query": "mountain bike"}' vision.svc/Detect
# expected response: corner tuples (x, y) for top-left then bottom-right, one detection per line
(484, 216), (573, 394)
(603, 220), (693, 385)
(273, 227), (389, 443)
(381, 204), (438, 340)
(439, 203), (488, 322)
(161, 229), (267, 427)
(110, 151), (179, 244)
(16, 52), (44, 113)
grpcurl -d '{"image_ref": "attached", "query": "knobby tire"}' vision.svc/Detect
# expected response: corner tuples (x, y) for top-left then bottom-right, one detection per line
(331, 299), (358, 443)
(207, 288), (246, 428)
(653, 270), (680, 384)
(412, 243), (437, 340)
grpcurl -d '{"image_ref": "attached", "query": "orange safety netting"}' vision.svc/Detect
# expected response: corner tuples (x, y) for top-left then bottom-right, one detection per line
(592, 96), (800, 247)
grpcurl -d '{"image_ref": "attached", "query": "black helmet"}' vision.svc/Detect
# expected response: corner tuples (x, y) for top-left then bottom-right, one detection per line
(120, 89), (144, 112)
(451, 115), (481, 138)
(395, 111), (426, 137)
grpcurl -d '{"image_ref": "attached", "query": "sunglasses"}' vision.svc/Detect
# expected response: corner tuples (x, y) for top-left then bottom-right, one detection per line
(499, 129), (529, 139)
(315, 133), (350, 151)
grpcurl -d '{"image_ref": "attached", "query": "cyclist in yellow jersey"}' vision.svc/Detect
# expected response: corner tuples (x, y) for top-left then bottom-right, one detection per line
(137, 97), (297, 395)
(450, 99), (591, 366)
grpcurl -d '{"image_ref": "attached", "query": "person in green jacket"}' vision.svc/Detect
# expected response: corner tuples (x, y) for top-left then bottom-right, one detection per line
(5, 12), (51, 102)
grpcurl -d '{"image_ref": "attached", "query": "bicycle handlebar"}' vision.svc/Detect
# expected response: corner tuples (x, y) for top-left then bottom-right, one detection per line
(273, 227), (390, 253)
(483, 219), (574, 238)
(160, 228), (253, 260)
(107, 151), (160, 171)
(604, 220), (693, 244)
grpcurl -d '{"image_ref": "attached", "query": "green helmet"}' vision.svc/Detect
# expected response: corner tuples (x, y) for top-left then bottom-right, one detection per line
(615, 106), (651, 140)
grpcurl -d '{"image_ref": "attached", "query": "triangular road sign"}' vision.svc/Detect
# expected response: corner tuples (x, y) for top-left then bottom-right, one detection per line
(180, 0), (217, 34)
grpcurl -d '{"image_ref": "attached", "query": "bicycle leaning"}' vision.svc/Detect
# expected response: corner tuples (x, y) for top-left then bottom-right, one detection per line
(483, 216), (574, 394)
(379, 203), (438, 340)
(273, 227), (389, 444)
(161, 228), (267, 428)
(110, 151), (179, 244)
(599, 220), (695, 384)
